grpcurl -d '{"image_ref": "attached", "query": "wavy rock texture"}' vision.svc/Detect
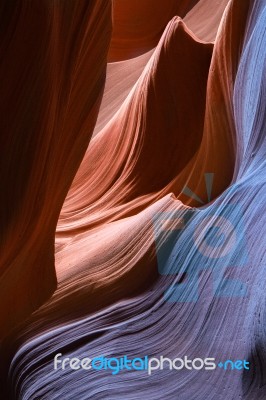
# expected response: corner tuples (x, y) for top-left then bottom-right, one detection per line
(1, 0), (266, 399)
(0, 1), (112, 339)
(184, 0), (231, 41)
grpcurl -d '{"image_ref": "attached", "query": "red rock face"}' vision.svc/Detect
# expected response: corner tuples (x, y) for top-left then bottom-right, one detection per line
(0, 0), (242, 343)
(52, 0), (250, 318)
(0, 0), (112, 339)
(184, 0), (231, 41)
(108, 0), (199, 61)
(178, 0), (252, 205)
(58, 18), (213, 237)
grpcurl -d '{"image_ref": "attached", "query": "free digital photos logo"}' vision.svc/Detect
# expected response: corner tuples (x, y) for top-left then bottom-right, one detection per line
(53, 354), (250, 375)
